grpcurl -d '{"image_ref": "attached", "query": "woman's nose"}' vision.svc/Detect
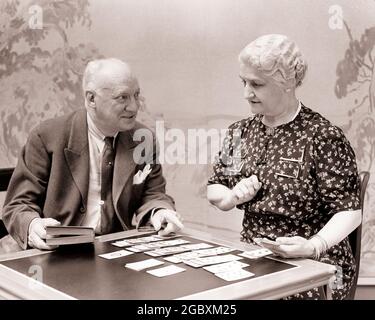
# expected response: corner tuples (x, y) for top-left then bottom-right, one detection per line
(244, 89), (256, 100)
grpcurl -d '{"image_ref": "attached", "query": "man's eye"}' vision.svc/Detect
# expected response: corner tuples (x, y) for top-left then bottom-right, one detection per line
(134, 92), (140, 99)
(241, 79), (246, 87)
(252, 82), (263, 87)
(118, 95), (130, 101)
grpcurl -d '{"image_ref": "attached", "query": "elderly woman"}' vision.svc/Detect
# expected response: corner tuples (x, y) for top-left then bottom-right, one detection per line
(207, 34), (361, 300)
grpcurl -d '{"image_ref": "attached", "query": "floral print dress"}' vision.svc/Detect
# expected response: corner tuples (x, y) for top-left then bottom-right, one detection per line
(208, 103), (361, 300)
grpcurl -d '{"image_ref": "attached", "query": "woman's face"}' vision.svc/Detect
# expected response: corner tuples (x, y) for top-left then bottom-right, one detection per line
(239, 62), (288, 117)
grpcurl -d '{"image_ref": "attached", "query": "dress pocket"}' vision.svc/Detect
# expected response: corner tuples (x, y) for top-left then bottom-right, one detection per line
(275, 149), (305, 180)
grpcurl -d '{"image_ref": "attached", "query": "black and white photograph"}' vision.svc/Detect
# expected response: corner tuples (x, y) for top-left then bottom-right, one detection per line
(0, 0), (374, 304)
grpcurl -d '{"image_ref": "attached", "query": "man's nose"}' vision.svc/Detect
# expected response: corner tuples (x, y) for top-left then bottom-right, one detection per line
(126, 97), (139, 112)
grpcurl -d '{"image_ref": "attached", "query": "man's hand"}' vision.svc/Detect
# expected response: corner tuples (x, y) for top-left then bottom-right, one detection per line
(150, 209), (184, 236)
(260, 236), (315, 259)
(28, 218), (61, 250)
(232, 175), (262, 205)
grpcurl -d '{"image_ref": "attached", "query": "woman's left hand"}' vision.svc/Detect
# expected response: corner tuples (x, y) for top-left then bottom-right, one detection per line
(261, 236), (315, 259)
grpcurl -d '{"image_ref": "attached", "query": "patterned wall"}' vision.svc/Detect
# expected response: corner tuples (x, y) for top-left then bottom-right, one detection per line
(335, 22), (375, 280)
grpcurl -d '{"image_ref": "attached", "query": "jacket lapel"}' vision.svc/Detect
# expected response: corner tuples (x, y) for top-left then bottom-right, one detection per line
(63, 110), (89, 209)
(113, 130), (138, 207)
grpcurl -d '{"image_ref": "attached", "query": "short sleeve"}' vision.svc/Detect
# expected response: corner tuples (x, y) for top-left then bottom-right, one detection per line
(207, 133), (230, 187)
(313, 125), (361, 215)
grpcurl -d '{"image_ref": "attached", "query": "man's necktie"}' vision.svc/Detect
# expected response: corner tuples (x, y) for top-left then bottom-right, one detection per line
(100, 136), (116, 234)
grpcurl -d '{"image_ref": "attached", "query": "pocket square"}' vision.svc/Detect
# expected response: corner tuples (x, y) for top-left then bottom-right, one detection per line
(133, 164), (152, 185)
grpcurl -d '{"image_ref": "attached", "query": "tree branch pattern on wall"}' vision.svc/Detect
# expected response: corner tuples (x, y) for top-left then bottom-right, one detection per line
(0, 0), (102, 165)
(335, 21), (375, 275)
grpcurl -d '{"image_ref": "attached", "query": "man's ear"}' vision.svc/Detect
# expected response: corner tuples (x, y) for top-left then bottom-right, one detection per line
(85, 91), (96, 108)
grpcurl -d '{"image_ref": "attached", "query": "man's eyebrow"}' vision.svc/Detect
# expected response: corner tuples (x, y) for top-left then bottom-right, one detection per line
(112, 87), (140, 95)
(110, 88), (129, 97)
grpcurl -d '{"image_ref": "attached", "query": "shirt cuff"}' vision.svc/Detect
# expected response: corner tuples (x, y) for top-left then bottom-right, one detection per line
(150, 207), (165, 218)
(133, 208), (167, 230)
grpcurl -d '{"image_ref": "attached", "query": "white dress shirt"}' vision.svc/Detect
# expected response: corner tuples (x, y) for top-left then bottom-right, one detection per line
(81, 113), (117, 233)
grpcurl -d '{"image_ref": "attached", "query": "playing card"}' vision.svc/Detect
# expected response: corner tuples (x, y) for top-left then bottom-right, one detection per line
(154, 246), (190, 256)
(126, 238), (149, 244)
(127, 244), (154, 252)
(180, 243), (214, 250)
(193, 246), (236, 256)
(163, 251), (206, 263)
(142, 239), (190, 250)
(162, 239), (190, 246)
(239, 249), (273, 259)
(214, 269), (255, 281)
(203, 261), (249, 274)
(139, 235), (165, 242)
(145, 251), (162, 257)
(125, 258), (164, 271)
(163, 256), (181, 263)
(98, 250), (134, 260)
(183, 254), (242, 268)
(146, 265), (186, 277)
(112, 240), (133, 247)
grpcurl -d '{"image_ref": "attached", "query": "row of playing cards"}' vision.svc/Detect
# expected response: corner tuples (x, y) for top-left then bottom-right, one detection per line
(163, 246), (236, 263)
(99, 247), (272, 262)
(125, 258), (186, 277)
(112, 235), (180, 247)
(183, 254), (242, 268)
(204, 261), (254, 282)
(121, 239), (190, 252)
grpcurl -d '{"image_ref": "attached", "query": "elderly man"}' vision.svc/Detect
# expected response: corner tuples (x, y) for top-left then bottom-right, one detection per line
(2, 58), (183, 251)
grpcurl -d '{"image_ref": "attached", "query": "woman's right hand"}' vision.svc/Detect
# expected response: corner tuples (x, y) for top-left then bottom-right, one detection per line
(231, 175), (262, 205)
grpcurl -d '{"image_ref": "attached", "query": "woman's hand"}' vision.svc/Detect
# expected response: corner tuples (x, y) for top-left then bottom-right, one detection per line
(232, 175), (262, 205)
(260, 236), (315, 259)
(207, 175), (261, 211)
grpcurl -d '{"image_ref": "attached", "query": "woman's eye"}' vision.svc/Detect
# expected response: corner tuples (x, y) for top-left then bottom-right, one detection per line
(241, 79), (247, 87)
(252, 82), (263, 87)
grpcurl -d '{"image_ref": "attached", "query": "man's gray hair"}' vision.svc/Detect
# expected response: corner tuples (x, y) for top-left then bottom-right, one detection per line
(82, 58), (130, 93)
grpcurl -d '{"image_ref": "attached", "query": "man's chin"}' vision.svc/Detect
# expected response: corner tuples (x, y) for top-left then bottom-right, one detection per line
(119, 119), (137, 131)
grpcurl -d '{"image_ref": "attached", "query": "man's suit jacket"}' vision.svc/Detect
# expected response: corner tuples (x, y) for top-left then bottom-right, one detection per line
(2, 109), (175, 249)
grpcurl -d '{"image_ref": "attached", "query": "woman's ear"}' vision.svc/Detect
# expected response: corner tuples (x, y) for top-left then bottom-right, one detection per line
(285, 87), (292, 93)
(285, 84), (296, 93)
